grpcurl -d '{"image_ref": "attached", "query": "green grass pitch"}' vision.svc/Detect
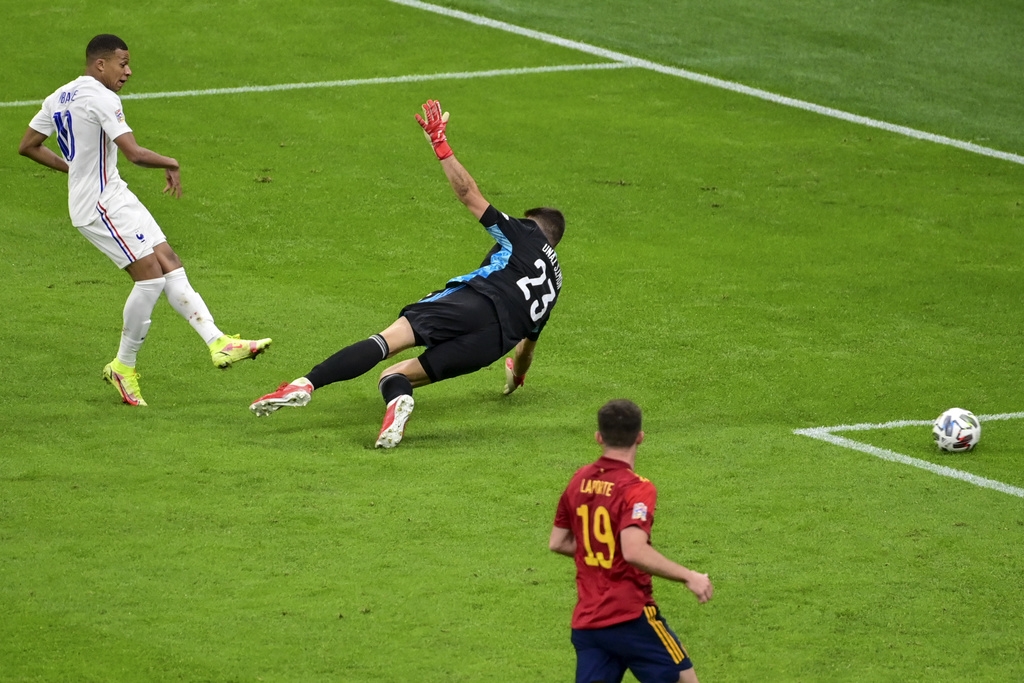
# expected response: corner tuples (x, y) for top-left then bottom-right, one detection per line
(1, 1), (1023, 680)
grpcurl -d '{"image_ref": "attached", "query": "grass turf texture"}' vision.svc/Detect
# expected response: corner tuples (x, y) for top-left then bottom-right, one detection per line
(442, 0), (1024, 156)
(1, 1), (1023, 680)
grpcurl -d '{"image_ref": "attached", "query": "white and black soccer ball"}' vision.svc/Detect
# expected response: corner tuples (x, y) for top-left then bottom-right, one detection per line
(932, 408), (981, 452)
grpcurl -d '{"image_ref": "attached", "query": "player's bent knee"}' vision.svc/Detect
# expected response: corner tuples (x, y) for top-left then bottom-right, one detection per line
(153, 243), (183, 273)
(381, 359), (431, 388)
(379, 317), (417, 355)
(379, 367), (403, 382)
(125, 253), (163, 281)
(380, 361), (413, 382)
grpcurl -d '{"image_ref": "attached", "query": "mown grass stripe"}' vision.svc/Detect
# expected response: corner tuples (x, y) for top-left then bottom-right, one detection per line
(389, 0), (1024, 166)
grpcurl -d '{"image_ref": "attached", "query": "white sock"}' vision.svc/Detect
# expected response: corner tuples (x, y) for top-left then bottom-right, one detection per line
(117, 276), (165, 367)
(162, 267), (223, 345)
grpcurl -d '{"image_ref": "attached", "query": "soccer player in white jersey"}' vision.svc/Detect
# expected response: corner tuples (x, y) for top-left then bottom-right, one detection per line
(18, 34), (271, 406)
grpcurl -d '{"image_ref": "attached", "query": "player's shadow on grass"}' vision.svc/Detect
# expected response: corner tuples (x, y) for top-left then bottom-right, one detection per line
(248, 383), (561, 451)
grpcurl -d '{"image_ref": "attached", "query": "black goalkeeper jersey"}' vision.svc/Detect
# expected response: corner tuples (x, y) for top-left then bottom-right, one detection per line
(446, 205), (562, 352)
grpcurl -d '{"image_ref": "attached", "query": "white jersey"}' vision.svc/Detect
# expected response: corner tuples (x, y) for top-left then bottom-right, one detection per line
(29, 75), (134, 227)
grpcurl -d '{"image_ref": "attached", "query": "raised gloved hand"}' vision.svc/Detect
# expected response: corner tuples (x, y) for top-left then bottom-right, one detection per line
(503, 357), (525, 395)
(415, 99), (453, 160)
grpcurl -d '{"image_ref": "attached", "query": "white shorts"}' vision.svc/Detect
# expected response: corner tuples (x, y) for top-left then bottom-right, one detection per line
(76, 189), (167, 269)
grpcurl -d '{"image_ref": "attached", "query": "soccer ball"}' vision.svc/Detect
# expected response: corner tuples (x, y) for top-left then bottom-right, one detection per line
(932, 408), (981, 452)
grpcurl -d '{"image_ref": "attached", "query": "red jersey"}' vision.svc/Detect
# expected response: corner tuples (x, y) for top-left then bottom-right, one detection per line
(554, 456), (658, 629)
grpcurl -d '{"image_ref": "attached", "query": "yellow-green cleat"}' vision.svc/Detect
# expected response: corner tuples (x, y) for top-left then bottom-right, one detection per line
(102, 359), (147, 406)
(209, 334), (272, 369)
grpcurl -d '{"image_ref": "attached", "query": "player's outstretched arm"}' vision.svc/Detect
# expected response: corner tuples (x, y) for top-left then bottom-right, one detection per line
(549, 525), (577, 557)
(440, 155), (489, 220)
(416, 99), (489, 219)
(503, 338), (536, 395)
(112, 132), (182, 197)
(621, 526), (713, 604)
(18, 128), (69, 173)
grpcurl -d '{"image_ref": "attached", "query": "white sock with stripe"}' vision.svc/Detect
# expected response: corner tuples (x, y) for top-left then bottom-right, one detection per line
(162, 267), (223, 345)
(117, 276), (165, 367)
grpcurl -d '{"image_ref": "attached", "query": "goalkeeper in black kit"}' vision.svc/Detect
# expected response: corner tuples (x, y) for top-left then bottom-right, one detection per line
(250, 100), (565, 449)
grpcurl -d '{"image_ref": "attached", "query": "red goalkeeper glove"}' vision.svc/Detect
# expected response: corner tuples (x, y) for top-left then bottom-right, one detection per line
(503, 357), (525, 395)
(415, 99), (453, 160)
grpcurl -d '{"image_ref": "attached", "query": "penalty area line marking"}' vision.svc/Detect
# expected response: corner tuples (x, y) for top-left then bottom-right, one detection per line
(388, 0), (1024, 167)
(0, 62), (629, 108)
(794, 412), (1024, 498)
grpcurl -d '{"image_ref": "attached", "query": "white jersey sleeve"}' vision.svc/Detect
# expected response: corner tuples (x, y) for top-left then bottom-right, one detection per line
(28, 100), (56, 137)
(88, 86), (133, 141)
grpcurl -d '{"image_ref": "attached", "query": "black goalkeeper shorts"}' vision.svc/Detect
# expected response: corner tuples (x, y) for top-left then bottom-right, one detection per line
(400, 285), (506, 383)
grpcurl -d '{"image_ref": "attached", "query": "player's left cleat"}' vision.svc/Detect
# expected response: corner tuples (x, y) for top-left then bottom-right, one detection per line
(210, 334), (272, 369)
(375, 394), (415, 449)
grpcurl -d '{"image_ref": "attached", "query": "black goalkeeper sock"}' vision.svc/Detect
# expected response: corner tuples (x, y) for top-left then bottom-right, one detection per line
(379, 374), (413, 404)
(306, 334), (389, 389)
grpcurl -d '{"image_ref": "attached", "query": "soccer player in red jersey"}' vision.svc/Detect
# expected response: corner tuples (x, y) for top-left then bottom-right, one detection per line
(550, 399), (713, 683)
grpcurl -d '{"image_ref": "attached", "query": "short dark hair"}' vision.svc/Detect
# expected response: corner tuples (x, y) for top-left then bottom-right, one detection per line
(597, 399), (643, 448)
(86, 34), (128, 62)
(525, 207), (565, 246)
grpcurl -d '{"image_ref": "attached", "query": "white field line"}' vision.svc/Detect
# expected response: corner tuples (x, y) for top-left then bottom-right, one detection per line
(388, 0), (1024, 167)
(0, 62), (628, 109)
(794, 412), (1024, 498)
(5, 2), (1018, 166)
